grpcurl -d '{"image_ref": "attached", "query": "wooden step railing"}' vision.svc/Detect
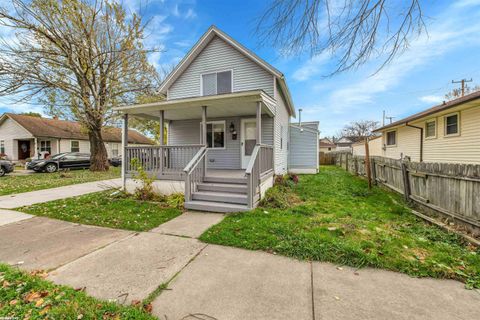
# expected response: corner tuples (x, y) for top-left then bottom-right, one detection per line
(183, 146), (208, 202)
(125, 144), (203, 180)
(245, 144), (274, 208)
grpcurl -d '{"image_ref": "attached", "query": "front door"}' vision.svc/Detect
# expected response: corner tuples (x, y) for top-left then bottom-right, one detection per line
(18, 140), (31, 160)
(241, 118), (257, 169)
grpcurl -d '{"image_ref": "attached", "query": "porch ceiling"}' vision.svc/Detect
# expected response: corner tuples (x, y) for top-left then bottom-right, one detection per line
(114, 90), (275, 121)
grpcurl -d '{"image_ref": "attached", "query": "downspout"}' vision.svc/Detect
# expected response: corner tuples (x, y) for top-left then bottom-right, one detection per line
(405, 123), (423, 162)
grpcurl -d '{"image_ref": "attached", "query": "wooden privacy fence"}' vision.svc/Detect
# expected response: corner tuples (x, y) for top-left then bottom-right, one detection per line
(319, 152), (336, 165)
(334, 152), (480, 234)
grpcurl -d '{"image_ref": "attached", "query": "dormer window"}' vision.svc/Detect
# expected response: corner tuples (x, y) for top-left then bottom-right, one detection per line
(201, 70), (232, 96)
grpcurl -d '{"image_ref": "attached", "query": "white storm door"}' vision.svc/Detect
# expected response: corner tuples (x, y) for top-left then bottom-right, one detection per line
(241, 118), (257, 169)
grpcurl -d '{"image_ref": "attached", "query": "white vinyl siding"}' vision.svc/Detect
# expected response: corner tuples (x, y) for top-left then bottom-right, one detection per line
(0, 117), (34, 160)
(168, 36), (274, 99)
(382, 126), (421, 161)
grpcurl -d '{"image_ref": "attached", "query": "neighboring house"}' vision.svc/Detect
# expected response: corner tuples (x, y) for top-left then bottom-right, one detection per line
(114, 25), (319, 212)
(319, 138), (336, 153)
(351, 136), (382, 156)
(0, 113), (152, 161)
(335, 137), (354, 151)
(373, 91), (480, 164)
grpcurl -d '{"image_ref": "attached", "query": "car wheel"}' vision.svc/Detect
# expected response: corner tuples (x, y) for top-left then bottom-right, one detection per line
(45, 163), (58, 173)
(0, 167), (5, 177)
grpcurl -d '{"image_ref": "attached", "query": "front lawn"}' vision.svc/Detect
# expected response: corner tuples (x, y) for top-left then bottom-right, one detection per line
(200, 166), (480, 288)
(0, 264), (155, 319)
(0, 167), (120, 196)
(20, 190), (182, 231)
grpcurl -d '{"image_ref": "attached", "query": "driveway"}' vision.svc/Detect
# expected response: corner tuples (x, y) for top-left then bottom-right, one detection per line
(0, 211), (479, 319)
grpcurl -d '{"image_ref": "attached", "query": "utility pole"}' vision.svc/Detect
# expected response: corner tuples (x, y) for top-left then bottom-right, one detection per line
(452, 78), (473, 97)
(383, 110), (395, 125)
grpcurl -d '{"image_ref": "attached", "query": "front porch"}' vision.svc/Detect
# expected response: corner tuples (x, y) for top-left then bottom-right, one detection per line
(115, 90), (276, 212)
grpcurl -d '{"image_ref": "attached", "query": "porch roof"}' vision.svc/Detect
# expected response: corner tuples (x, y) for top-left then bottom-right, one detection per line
(113, 90), (276, 121)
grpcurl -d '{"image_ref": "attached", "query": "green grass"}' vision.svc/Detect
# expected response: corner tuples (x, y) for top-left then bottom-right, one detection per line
(200, 166), (480, 289)
(20, 190), (182, 231)
(0, 167), (121, 196)
(0, 264), (156, 319)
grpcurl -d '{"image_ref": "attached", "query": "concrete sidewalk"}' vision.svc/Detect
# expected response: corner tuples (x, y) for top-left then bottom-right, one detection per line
(0, 178), (121, 208)
(0, 209), (33, 226)
(1, 214), (479, 319)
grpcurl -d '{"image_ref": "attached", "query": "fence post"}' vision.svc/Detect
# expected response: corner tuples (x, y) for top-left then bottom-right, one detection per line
(401, 160), (411, 202)
(371, 158), (377, 185)
(354, 157), (358, 175)
(345, 153), (349, 171)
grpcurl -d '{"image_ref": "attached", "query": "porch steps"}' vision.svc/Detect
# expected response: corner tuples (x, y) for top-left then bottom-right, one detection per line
(197, 182), (247, 194)
(192, 191), (248, 205)
(184, 200), (249, 213)
(185, 176), (250, 213)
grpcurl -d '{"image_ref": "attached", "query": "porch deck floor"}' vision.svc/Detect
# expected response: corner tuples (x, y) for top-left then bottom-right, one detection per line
(205, 169), (246, 179)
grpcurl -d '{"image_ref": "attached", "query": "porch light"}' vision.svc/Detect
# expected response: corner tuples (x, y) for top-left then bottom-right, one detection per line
(229, 122), (235, 133)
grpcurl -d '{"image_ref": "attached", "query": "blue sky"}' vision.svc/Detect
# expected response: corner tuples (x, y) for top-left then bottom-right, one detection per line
(2, 0), (480, 137)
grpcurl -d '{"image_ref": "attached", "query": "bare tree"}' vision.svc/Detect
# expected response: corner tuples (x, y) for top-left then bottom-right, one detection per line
(341, 120), (379, 138)
(445, 84), (480, 101)
(256, 0), (425, 74)
(0, 0), (159, 171)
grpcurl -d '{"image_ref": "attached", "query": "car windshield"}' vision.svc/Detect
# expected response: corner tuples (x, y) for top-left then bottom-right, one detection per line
(50, 153), (68, 160)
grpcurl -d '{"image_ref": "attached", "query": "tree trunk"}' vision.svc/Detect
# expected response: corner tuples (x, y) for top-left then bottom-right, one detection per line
(89, 126), (109, 171)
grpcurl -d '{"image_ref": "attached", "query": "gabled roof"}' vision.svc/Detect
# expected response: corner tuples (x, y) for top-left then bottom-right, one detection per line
(319, 139), (336, 147)
(375, 90), (480, 132)
(158, 25), (296, 117)
(0, 113), (153, 144)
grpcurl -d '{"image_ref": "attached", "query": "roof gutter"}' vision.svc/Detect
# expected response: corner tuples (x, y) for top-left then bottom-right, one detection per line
(405, 123), (423, 162)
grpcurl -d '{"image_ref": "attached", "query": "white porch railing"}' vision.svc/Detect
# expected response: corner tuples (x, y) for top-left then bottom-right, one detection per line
(245, 144), (274, 208)
(183, 146), (208, 202)
(125, 144), (203, 180)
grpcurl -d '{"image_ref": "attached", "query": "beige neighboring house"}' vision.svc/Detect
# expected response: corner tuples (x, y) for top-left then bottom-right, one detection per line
(319, 138), (336, 153)
(351, 135), (382, 156)
(374, 91), (480, 164)
(0, 113), (153, 161)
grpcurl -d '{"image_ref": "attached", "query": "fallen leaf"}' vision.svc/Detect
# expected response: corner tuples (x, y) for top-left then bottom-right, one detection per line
(9, 299), (18, 306)
(25, 291), (42, 302)
(77, 314), (84, 320)
(39, 304), (51, 315)
(334, 296), (340, 300)
(131, 300), (141, 306)
(35, 298), (44, 307)
(143, 303), (153, 313)
(336, 267), (343, 271)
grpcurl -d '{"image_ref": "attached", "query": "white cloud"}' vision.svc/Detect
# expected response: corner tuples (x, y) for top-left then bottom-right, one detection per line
(419, 95), (443, 104)
(292, 53), (329, 81)
(185, 8), (197, 19)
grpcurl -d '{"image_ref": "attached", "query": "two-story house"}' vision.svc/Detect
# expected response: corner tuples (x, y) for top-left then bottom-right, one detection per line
(115, 26), (319, 212)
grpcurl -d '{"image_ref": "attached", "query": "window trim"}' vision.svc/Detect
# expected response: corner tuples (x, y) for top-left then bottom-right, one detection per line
(444, 112), (460, 137)
(39, 140), (52, 153)
(200, 69), (233, 96)
(0, 140), (5, 154)
(385, 130), (397, 147)
(70, 140), (80, 152)
(424, 119), (437, 139)
(199, 120), (227, 149)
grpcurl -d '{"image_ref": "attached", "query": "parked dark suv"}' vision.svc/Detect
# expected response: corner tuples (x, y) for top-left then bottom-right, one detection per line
(0, 160), (14, 177)
(27, 152), (91, 173)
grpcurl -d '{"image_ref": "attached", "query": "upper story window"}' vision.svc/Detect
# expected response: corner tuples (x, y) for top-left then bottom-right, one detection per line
(444, 113), (459, 136)
(201, 70), (232, 96)
(386, 130), (396, 146)
(425, 120), (436, 138)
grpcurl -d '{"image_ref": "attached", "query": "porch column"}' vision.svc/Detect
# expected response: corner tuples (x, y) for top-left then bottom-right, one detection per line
(33, 138), (38, 159)
(121, 114), (129, 190)
(256, 101), (262, 144)
(202, 106), (207, 146)
(159, 110), (165, 146)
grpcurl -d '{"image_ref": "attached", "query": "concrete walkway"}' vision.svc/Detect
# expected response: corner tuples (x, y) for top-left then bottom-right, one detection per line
(0, 178), (121, 208)
(0, 213), (479, 319)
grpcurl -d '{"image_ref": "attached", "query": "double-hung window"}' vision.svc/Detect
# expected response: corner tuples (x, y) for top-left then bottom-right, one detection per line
(111, 143), (119, 157)
(71, 140), (80, 152)
(425, 120), (436, 138)
(444, 113), (459, 136)
(40, 140), (51, 153)
(201, 70), (232, 96)
(0, 140), (4, 154)
(386, 130), (396, 146)
(201, 121), (226, 149)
